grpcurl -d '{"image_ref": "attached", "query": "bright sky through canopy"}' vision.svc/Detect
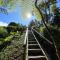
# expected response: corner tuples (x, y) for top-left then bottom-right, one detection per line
(0, 0), (34, 26)
(0, 0), (60, 26)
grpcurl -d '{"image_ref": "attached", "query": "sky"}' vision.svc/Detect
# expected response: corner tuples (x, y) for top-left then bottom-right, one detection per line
(0, 0), (60, 26)
(0, 0), (35, 26)
(0, 6), (34, 26)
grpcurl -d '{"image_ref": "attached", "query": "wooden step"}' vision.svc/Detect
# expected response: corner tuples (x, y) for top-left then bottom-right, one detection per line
(28, 39), (36, 41)
(26, 29), (48, 60)
(28, 44), (40, 49)
(28, 44), (38, 46)
(28, 41), (36, 42)
(28, 49), (41, 51)
(28, 49), (44, 56)
(28, 34), (34, 36)
(28, 36), (34, 39)
(28, 41), (37, 44)
(28, 56), (46, 60)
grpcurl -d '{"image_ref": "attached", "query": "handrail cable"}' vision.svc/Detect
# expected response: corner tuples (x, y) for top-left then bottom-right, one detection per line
(32, 28), (53, 45)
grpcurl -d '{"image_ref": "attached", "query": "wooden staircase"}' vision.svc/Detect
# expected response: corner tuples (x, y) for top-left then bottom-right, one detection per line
(25, 29), (48, 60)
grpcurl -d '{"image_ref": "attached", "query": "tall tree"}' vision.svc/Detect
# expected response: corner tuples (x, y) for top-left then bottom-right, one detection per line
(38, 0), (56, 23)
(34, 0), (59, 59)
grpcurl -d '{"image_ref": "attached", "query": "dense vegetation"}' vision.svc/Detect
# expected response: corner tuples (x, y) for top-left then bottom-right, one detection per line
(39, 24), (60, 58)
(0, 22), (26, 60)
(34, 0), (60, 59)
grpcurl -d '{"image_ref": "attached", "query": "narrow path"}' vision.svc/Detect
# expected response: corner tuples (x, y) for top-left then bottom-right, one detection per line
(24, 27), (58, 60)
(25, 28), (48, 60)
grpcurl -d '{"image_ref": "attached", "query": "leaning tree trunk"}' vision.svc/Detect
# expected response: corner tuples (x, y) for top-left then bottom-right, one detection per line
(34, 0), (59, 59)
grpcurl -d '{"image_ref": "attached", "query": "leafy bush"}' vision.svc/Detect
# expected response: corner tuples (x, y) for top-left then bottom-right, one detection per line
(10, 32), (17, 35)
(0, 27), (8, 38)
(43, 26), (60, 45)
(7, 22), (26, 33)
(0, 35), (13, 51)
(0, 33), (25, 60)
(0, 38), (4, 45)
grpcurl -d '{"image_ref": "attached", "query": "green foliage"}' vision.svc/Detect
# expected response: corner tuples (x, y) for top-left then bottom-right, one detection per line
(42, 26), (60, 45)
(0, 35), (13, 51)
(0, 27), (8, 38)
(7, 22), (26, 34)
(0, 33), (25, 60)
(7, 22), (20, 33)
(33, 5), (42, 20)
(8, 22), (19, 26)
(0, 22), (26, 51)
(4, 35), (13, 42)
(36, 0), (57, 23)
(0, 0), (16, 8)
(10, 32), (17, 35)
(0, 22), (26, 59)
(39, 26), (45, 33)
(0, 0), (17, 14)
